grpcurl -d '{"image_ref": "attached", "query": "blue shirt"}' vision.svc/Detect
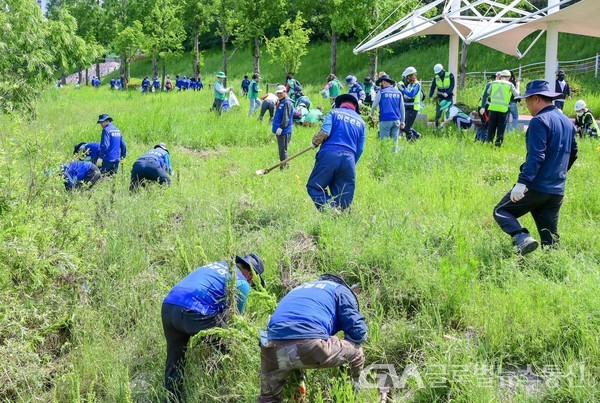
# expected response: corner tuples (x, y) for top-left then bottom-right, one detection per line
(320, 107), (366, 162)
(83, 142), (101, 162)
(372, 86), (404, 122)
(272, 98), (294, 135)
(518, 105), (578, 195)
(348, 83), (366, 101)
(163, 262), (250, 315)
(267, 280), (367, 344)
(99, 123), (126, 162)
(153, 78), (160, 88)
(142, 78), (150, 88)
(62, 161), (95, 188)
(138, 148), (173, 174)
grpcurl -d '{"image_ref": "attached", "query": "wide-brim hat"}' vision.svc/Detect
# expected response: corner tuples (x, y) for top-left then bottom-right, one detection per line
(334, 93), (359, 111)
(235, 253), (265, 287)
(154, 142), (169, 153)
(97, 113), (113, 123)
(439, 100), (452, 111)
(515, 80), (563, 100)
(375, 74), (395, 86)
(217, 72), (226, 79)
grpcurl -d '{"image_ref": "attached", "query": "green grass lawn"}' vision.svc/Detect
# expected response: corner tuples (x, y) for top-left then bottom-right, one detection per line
(0, 80), (599, 402)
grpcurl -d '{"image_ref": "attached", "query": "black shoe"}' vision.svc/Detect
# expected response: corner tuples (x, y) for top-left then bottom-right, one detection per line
(512, 233), (539, 255)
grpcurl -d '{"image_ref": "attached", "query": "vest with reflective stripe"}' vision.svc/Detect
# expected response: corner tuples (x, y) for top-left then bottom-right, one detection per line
(487, 81), (512, 113)
(403, 82), (421, 111)
(435, 74), (451, 90)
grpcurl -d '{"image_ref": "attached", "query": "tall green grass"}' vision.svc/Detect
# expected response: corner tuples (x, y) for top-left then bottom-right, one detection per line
(1, 72), (599, 402)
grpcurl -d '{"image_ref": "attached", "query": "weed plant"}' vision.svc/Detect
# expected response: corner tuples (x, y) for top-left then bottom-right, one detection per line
(0, 72), (599, 402)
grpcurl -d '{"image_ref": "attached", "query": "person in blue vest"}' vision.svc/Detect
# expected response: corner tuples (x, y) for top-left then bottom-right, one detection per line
(258, 274), (366, 403)
(97, 114), (126, 175)
(212, 72), (233, 115)
(241, 75), (251, 97)
(307, 94), (366, 211)
(141, 76), (150, 93)
(73, 142), (101, 165)
(272, 85), (294, 169)
(62, 161), (101, 191)
(480, 70), (520, 147)
(493, 80), (578, 255)
(248, 73), (262, 116)
(110, 78), (116, 90)
(163, 254), (265, 402)
(130, 143), (173, 191)
(370, 74), (405, 153)
(153, 76), (160, 92)
(197, 77), (203, 90)
(345, 75), (366, 105)
(429, 64), (455, 128)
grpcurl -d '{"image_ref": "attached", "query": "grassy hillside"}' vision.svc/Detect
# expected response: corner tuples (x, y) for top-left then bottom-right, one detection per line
(1, 78), (599, 402)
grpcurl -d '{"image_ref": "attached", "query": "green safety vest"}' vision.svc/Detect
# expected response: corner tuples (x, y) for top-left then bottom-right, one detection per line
(487, 81), (511, 113)
(577, 111), (599, 136)
(329, 80), (341, 97)
(404, 82), (421, 111)
(214, 81), (226, 101)
(435, 74), (451, 90)
(248, 80), (259, 99)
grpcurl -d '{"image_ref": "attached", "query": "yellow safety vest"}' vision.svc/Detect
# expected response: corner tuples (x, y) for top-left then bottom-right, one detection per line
(435, 74), (451, 90)
(404, 82), (422, 111)
(487, 81), (511, 113)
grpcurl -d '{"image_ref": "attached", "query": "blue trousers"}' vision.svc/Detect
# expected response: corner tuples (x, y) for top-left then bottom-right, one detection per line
(130, 158), (171, 191)
(100, 160), (120, 176)
(306, 150), (356, 210)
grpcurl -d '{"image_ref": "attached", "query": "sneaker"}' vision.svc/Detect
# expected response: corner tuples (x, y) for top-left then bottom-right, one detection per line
(512, 233), (539, 255)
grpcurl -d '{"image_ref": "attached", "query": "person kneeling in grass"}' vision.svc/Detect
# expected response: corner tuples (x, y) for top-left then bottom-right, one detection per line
(439, 100), (472, 130)
(62, 161), (101, 191)
(130, 143), (173, 191)
(258, 274), (366, 403)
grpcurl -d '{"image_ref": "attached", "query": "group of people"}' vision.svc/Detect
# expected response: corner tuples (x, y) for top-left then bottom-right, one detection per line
(161, 253), (366, 403)
(65, 114), (173, 191)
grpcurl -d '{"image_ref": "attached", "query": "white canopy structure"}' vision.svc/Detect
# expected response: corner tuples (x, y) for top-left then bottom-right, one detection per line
(354, 0), (600, 85)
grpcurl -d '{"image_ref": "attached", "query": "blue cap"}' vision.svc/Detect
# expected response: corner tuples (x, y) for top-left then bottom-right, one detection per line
(97, 113), (113, 123)
(235, 253), (265, 287)
(515, 80), (563, 100)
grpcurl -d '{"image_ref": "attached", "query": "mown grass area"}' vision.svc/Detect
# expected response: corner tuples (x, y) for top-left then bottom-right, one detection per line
(1, 80), (599, 402)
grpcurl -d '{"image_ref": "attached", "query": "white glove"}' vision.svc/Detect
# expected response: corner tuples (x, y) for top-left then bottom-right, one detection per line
(400, 122), (405, 129)
(510, 183), (527, 202)
(440, 92), (447, 97)
(439, 123), (445, 129)
(479, 108), (485, 115)
(275, 128), (283, 136)
(96, 158), (103, 167)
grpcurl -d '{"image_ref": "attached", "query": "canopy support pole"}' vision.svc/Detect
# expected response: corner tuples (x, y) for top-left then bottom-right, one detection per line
(544, 0), (560, 84)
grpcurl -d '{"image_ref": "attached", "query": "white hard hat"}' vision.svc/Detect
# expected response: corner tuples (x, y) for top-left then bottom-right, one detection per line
(433, 64), (443, 74)
(574, 100), (587, 111)
(404, 66), (417, 76)
(500, 70), (511, 78)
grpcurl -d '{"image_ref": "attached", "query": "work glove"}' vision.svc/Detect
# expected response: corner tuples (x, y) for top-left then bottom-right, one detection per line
(510, 183), (528, 202)
(311, 131), (328, 148)
(479, 107), (486, 115)
(275, 128), (283, 136)
(96, 158), (103, 167)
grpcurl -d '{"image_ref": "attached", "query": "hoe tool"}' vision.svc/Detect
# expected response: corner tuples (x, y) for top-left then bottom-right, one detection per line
(256, 146), (314, 175)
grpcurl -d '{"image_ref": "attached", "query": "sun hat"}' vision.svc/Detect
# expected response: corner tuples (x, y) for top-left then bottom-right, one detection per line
(334, 93), (359, 111)
(97, 114), (113, 123)
(439, 100), (452, 111)
(235, 253), (265, 287)
(375, 74), (395, 86)
(515, 80), (563, 100)
(216, 71), (226, 79)
(154, 142), (169, 153)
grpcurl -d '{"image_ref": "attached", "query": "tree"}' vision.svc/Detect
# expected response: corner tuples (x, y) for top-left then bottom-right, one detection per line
(210, 0), (240, 83)
(264, 14), (312, 77)
(180, 0), (213, 80)
(46, 9), (90, 84)
(112, 20), (145, 82)
(0, 0), (54, 115)
(144, 0), (186, 84)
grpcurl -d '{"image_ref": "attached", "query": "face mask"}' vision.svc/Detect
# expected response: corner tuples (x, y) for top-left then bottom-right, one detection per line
(576, 111), (584, 117)
(558, 75), (565, 80)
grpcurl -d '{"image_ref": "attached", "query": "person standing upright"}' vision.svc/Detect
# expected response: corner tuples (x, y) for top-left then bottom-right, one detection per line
(248, 73), (262, 116)
(324, 74), (343, 102)
(97, 114), (126, 175)
(272, 85), (294, 169)
(554, 70), (571, 111)
(480, 70), (519, 147)
(428, 63), (455, 128)
(212, 72), (233, 115)
(241, 75), (250, 97)
(493, 80), (578, 255)
(400, 66), (422, 141)
(370, 74), (405, 153)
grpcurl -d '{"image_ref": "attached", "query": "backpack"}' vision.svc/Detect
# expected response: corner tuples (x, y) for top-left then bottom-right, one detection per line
(293, 79), (302, 93)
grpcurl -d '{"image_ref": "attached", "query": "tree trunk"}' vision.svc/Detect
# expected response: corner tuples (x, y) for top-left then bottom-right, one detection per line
(152, 55), (158, 78)
(369, 50), (378, 79)
(330, 28), (337, 75)
(193, 30), (199, 80)
(61, 73), (66, 85)
(162, 58), (166, 90)
(459, 40), (468, 89)
(78, 69), (82, 84)
(96, 62), (101, 80)
(85, 68), (89, 85)
(221, 33), (227, 86)
(253, 36), (260, 74)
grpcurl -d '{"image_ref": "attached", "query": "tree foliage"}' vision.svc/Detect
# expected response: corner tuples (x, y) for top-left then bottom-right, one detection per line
(264, 13), (312, 76)
(112, 20), (145, 79)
